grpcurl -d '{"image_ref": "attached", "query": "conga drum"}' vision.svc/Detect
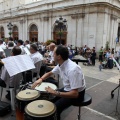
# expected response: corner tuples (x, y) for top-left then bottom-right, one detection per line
(35, 82), (57, 100)
(24, 100), (56, 120)
(16, 89), (40, 120)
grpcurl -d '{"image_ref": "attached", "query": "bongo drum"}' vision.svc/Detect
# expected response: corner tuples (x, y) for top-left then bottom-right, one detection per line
(24, 100), (56, 120)
(16, 89), (40, 120)
(35, 82), (57, 100)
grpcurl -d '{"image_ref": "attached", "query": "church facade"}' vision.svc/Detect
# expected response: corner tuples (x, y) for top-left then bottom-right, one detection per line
(0, 0), (120, 50)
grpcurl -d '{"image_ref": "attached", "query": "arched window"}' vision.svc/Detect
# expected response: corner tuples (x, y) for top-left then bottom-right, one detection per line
(53, 23), (67, 45)
(0, 27), (4, 38)
(13, 26), (19, 40)
(29, 24), (38, 42)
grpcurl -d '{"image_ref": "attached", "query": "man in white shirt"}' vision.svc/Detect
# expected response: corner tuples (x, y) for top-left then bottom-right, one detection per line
(30, 44), (43, 64)
(25, 40), (30, 49)
(30, 44), (43, 77)
(45, 43), (55, 66)
(0, 46), (23, 100)
(32, 45), (86, 120)
(17, 40), (25, 54)
(0, 39), (6, 49)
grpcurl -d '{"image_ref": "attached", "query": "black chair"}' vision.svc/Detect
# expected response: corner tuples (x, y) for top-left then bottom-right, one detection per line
(72, 93), (92, 120)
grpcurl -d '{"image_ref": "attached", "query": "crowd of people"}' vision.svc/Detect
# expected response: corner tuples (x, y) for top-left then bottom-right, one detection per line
(0, 37), (119, 119)
(0, 37), (86, 120)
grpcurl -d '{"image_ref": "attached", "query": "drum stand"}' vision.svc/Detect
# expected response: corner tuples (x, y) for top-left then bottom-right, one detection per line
(111, 79), (120, 116)
(111, 79), (120, 98)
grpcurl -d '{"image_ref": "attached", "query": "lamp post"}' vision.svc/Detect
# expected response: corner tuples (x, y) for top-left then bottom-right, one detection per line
(7, 22), (13, 37)
(55, 16), (67, 45)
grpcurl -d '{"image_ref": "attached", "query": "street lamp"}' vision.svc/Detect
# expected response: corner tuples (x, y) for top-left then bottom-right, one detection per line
(55, 16), (67, 45)
(7, 22), (13, 37)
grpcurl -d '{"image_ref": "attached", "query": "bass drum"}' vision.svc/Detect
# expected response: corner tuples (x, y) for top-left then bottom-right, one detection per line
(16, 89), (40, 120)
(24, 100), (57, 120)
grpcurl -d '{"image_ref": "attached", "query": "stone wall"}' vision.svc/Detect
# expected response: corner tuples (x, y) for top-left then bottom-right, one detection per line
(0, 0), (120, 50)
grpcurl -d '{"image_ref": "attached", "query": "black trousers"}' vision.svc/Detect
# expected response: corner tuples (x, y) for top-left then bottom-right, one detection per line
(0, 78), (6, 88)
(52, 88), (85, 120)
(99, 55), (103, 62)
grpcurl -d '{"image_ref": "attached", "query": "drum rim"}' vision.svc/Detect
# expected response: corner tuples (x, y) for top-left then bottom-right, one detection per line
(25, 100), (56, 117)
(35, 82), (57, 92)
(16, 89), (40, 101)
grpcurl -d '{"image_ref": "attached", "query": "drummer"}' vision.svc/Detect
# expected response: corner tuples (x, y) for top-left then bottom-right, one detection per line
(32, 45), (86, 120)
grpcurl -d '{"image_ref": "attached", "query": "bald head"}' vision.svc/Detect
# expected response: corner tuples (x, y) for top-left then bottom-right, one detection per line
(49, 43), (56, 51)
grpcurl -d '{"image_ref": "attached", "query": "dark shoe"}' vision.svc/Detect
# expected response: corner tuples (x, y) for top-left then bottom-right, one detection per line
(5, 92), (11, 101)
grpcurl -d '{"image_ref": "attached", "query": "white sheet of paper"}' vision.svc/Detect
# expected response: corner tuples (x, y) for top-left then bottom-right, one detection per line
(2, 55), (35, 77)
(35, 82), (57, 91)
(24, 47), (31, 55)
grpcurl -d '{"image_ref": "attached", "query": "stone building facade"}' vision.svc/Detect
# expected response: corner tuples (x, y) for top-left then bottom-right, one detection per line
(0, 0), (120, 50)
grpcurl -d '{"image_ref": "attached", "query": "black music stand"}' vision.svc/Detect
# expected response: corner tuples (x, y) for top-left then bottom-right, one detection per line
(111, 79), (120, 98)
(111, 79), (120, 116)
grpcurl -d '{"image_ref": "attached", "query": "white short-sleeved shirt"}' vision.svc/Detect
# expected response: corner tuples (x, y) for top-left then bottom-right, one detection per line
(30, 51), (43, 64)
(26, 44), (30, 49)
(52, 59), (86, 92)
(48, 51), (54, 63)
(0, 44), (6, 49)
(19, 45), (26, 55)
(1, 66), (23, 89)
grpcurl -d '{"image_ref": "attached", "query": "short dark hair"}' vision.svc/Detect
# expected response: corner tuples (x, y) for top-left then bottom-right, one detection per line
(30, 44), (38, 51)
(25, 40), (29, 44)
(12, 46), (21, 56)
(8, 41), (14, 47)
(56, 45), (69, 60)
(9, 37), (13, 41)
(17, 40), (23, 45)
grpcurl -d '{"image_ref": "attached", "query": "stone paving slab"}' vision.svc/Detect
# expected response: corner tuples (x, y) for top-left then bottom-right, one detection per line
(87, 81), (120, 120)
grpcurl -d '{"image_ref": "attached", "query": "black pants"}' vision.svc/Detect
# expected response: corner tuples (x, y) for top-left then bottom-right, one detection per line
(0, 78), (6, 88)
(52, 88), (85, 120)
(99, 55), (103, 62)
(92, 58), (95, 65)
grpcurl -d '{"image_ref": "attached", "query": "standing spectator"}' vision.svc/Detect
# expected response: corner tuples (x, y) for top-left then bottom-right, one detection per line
(111, 48), (114, 55)
(91, 50), (96, 66)
(99, 47), (103, 62)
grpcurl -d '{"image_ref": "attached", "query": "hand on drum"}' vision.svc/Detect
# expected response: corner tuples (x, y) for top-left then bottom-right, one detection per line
(31, 78), (42, 89)
(45, 86), (56, 95)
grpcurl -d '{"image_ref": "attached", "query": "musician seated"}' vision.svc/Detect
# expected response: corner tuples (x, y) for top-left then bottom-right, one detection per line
(0, 39), (6, 49)
(32, 45), (86, 120)
(44, 43), (56, 66)
(7, 41), (14, 49)
(17, 40), (25, 55)
(0, 46), (23, 100)
(30, 44), (43, 77)
(25, 40), (30, 49)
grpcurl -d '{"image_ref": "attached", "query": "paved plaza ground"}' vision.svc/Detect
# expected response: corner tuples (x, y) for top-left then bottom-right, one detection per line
(0, 60), (120, 120)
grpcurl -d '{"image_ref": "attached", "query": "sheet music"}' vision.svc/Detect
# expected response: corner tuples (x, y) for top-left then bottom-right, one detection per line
(1, 55), (35, 77)
(23, 47), (31, 55)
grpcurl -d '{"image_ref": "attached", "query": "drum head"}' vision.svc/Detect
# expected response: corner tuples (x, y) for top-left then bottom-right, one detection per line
(35, 82), (57, 92)
(16, 89), (40, 101)
(25, 100), (56, 117)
